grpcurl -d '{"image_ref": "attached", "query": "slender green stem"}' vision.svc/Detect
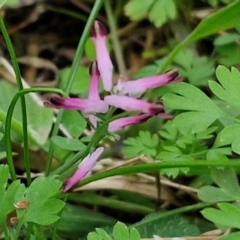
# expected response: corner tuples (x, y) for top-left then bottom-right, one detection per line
(104, 0), (127, 75)
(51, 119), (109, 176)
(78, 160), (240, 187)
(0, 15), (31, 184)
(45, 0), (105, 176)
(5, 87), (66, 181)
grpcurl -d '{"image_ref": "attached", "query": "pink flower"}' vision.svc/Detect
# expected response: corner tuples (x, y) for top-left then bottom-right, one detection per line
(108, 114), (151, 132)
(63, 147), (104, 193)
(91, 21), (113, 91)
(114, 70), (179, 97)
(44, 97), (108, 116)
(88, 60), (100, 100)
(44, 61), (109, 117)
(104, 95), (163, 115)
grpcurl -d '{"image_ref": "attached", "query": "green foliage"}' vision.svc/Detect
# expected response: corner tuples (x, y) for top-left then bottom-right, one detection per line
(15, 175), (65, 226)
(134, 214), (200, 238)
(123, 131), (159, 158)
(58, 204), (116, 239)
(0, 165), (64, 238)
(198, 168), (240, 202)
(87, 222), (140, 240)
(0, 81), (53, 144)
(0, 165), (24, 229)
(202, 203), (240, 229)
(161, 0), (240, 72)
(221, 232), (240, 240)
(209, 66), (240, 109)
(0, 0), (18, 8)
(157, 122), (214, 177)
(58, 66), (90, 95)
(214, 125), (240, 154)
(207, 0), (235, 7)
(51, 135), (87, 151)
(62, 110), (87, 138)
(163, 82), (225, 133)
(213, 33), (240, 66)
(124, 0), (177, 27)
(173, 49), (214, 86)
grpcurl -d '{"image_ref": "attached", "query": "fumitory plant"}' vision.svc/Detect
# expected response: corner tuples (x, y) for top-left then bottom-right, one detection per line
(1, 0), (240, 239)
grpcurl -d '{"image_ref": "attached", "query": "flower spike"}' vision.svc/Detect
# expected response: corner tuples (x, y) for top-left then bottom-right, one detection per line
(91, 21), (113, 91)
(63, 147), (104, 193)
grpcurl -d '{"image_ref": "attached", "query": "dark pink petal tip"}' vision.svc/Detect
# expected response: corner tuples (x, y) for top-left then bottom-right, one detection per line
(90, 20), (107, 38)
(62, 181), (76, 193)
(166, 69), (179, 80)
(48, 96), (65, 107)
(43, 96), (64, 108)
(89, 60), (100, 77)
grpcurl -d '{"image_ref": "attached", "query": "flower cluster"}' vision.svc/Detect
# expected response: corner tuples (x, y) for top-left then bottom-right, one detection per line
(44, 20), (179, 192)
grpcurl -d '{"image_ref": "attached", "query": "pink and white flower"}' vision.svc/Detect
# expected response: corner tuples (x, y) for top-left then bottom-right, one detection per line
(114, 70), (179, 97)
(44, 97), (108, 116)
(63, 147), (104, 193)
(104, 95), (163, 115)
(91, 21), (113, 91)
(108, 114), (151, 132)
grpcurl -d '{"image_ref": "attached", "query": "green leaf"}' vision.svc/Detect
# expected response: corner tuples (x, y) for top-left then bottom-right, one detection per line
(1, 0), (18, 8)
(123, 131), (159, 158)
(129, 228), (141, 240)
(161, 1), (240, 72)
(173, 49), (214, 86)
(186, 1), (240, 44)
(59, 66), (90, 95)
(124, 0), (154, 21)
(135, 214), (200, 238)
(85, 37), (96, 61)
(202, 203), (240, 229)
(148, 0), (177, 27)
(198, 186), (238, 203)
(214, 34), (240, 66)
(211, 168), (240, 197)
(0, 81), (53, 144)
(87, 232), (102, 240)
(16, 175), (65, 225)
(0, 0), (6, 8)
(162, 82), (225, 133)
(51, 135), (87, 151)
(0, 165), (25, 228)
(113, 222), (129, 240)
(62, 110), (86, 138)
(215, 125), (240, 154)
(96, 228), (112, 240)
(58, 204), (116, 239)
(221, 232), (240, 240)
(209, 66), (240, 109)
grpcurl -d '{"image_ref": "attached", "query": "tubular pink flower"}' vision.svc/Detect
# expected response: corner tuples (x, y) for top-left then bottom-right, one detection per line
(104, 95), (163, 115)
(88, 60), (100, 100)
(63, 147), (104, 193)
(91, 20), (113, 91)
(44, 96), (108, 116)
(114, 70), (179, 97)
(108, 114), (150, 132)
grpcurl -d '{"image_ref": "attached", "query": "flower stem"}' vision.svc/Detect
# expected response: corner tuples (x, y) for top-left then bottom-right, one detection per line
(0, 14), (30, 184)
(104, 0), (127, 75)
(5, 87), (65, 181)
